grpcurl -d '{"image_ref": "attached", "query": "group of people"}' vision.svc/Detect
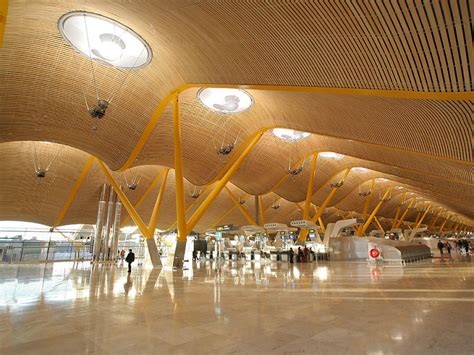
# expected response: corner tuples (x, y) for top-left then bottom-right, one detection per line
(437, 240), (470, 257)
(288, 246), (315, 263)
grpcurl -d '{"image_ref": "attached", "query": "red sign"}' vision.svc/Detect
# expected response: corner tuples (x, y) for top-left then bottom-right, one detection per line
(369, 248), (380, 258)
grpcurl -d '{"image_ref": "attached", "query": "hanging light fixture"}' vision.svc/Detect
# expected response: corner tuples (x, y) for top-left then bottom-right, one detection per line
(58, 11), (152, 69)
(272, 128), (310, 143)
(198, 88), (253, 114)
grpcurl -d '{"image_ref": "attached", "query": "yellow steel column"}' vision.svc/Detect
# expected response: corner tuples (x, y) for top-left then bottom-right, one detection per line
(394, 198), (415, 228)
(0, 0), (8, 47)
(258, 195), (265, 226)
(318, 217), (325, 233)
(225, 187), (257, 225)
(147, 169), (169, 237)
(310, 168), (351, 225)
(172, 93), (188, 241)
(304, 153), (318, 219)
(374, 216), (385, 233)
(414, 204), (432, 229)
(358, 186), (393, 236)
(357, 179), (375, 235)
(439, 218), (449, 232)
(98, 161), (149, 238)
(186, 132), (263, 233)
(52, 156), (95, 227)
(413, 212), (421, 226)
(391, 207), (401, 229)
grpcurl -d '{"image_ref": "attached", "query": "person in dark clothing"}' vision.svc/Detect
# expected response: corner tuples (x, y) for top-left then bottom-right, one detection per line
(289, 248), (294, 264)
(297, 247), (303, 263)
(125, 249), (135, 273)
(446, 242), (452, 257)
(437, 240), (444, 256)
(304, 246), (310, 263)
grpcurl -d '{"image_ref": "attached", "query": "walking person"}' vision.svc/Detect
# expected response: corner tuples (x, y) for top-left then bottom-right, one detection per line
(446, 242), (452, 257)
(125, 249), (135, 273)
(289, 248), (294, 264)
(437, 240), (444, 256)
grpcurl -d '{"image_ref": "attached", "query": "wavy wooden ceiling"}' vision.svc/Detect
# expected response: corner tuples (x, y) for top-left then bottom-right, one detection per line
(0, 1), (472, 230)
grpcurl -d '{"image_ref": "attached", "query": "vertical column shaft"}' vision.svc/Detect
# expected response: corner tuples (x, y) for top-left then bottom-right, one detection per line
(93, 184), (108, 261)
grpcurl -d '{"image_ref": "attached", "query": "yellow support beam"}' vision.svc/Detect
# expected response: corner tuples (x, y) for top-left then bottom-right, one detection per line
(147, 169), (169, 236)
(121, 169), (168, 227)
(414, 204), (432, 229)
(186, 132), (263, 234)
(304, 153), (318, 219)
(391, 207), (401, 229)
(439, 218), (449, 232)
(318, 217), (325, 233)
(0, 0), (7, 47)
(119, 83), (473, 171)
(225, 187), (257, 225)
(258, 195), (265, 226)
(357, 179), (375, 235)
(358, 186), (393, 236)
(394, 197), (415, 229)
(310, 168), (351, 224)
(172, 93), (188, 242)
(98, 160), (150, 238)
(374, 216), (385, 233)
(52, 156), (95, 227)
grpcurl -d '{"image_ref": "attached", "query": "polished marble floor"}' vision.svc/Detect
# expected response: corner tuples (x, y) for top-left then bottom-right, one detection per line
(0, 257), (472, 354)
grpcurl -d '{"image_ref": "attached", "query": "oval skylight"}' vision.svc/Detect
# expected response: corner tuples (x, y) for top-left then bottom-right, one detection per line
(58, 11), (152, 69)
(352, 167), (368, 172)
(319, 152), (344, 160)
(272, 128), (310, 142)
(197, 88), (253, 114)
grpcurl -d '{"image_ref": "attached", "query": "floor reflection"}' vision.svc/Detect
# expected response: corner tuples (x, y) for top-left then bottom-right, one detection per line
(0, 259), (472, 353)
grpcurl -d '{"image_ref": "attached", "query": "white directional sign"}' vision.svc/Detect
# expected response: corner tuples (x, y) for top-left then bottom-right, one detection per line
(290, 220), (318, 229)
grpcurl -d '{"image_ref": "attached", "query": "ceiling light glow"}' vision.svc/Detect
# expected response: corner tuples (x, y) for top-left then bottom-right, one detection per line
(198, 88), (253, 114)
(272, 128), (311, 142)
(58, 11), (152, 69)
(376, 178), (389, 182)
(319, 152), (344, 160)
(352, 167), (368, 172)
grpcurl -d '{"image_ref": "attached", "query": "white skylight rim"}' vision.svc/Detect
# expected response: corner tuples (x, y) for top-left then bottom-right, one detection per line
(272, 128), (311, 142)
(58, 11), (152, 69)
(319, 152), (344, 160)
(197, 88), (253, 114)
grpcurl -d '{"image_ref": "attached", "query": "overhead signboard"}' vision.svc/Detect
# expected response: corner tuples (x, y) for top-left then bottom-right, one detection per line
(290, 220), (318, 229)
(241, 225), (265, 233)
(216, 224), (233, 231)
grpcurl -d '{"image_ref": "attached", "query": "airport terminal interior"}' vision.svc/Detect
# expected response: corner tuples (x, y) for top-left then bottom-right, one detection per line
(0, 1), (473, 354)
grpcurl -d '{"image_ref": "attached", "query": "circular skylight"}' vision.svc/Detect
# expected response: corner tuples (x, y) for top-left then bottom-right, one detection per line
(58, 11), (152, 69)
(319, 152), (344, 160)
(197, 88), (253, 114)
(272, 128), (311, 142)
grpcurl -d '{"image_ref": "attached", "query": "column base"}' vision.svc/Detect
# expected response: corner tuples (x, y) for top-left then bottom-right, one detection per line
(172, 240), (186, 268)
(146, 237), (162, 267)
